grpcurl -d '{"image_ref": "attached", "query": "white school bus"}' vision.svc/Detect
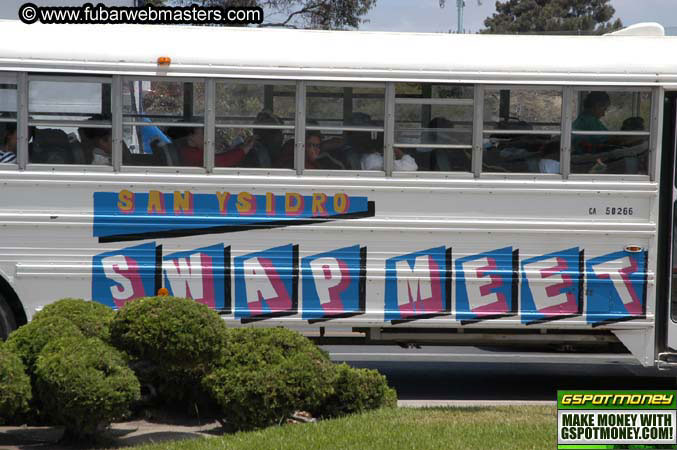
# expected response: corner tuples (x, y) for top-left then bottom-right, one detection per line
(0, 20), (676, 369)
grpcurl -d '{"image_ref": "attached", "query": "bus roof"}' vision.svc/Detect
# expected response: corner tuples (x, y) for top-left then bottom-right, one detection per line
(1, 20), (676, 85)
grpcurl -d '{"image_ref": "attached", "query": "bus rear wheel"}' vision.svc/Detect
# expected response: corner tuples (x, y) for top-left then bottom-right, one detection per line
(0, 293), (17, 340)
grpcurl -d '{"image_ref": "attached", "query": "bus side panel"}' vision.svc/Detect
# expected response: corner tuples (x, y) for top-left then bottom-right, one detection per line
(2, 174), (656, 353)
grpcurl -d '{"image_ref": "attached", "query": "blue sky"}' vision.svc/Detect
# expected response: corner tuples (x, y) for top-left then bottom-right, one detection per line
(360, 0), (677, 34)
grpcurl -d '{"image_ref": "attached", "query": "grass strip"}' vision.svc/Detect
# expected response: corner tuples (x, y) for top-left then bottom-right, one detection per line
(132, 405), (557, 450)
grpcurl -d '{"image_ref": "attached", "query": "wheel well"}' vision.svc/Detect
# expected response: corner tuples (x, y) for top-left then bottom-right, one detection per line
(0, 275), (27, 327)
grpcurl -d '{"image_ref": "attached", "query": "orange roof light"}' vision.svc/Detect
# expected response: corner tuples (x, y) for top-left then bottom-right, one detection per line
(157, 287), (169, 296)
(157, 56), (171, 66)
(624, 245), (643, 253)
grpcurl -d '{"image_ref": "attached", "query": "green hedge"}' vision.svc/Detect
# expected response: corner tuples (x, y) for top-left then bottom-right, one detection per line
(33, 298), (114, 341)
(204, 351), (336, 431)
(35, 336), (140, 440)
(218, 327), (331, 369)
(205, 328), (397, 428)
(0, 344), (32, 424)
(314, 363), (398, 418)
(5, 315), (83, 373)
(110, 296), (227, 370)
(110, 296), (228, 406)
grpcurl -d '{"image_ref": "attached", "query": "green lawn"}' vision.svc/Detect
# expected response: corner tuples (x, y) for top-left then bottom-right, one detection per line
(132, 406), (557, 450)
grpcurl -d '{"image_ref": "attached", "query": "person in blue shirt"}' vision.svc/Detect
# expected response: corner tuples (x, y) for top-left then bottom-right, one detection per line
(140, 117), (171, 154)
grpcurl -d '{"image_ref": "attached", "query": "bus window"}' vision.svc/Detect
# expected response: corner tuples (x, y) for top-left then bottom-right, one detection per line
(305, 85), (385, 171)
(123, 79), (204, 167)
(570, 90), (651, 175)
(28, 77), (111, 166)
(215, 81), (295, 169)
(483, 88), (562, 174)
(0, 81), (17, 165)
(394, 83), (473, 172)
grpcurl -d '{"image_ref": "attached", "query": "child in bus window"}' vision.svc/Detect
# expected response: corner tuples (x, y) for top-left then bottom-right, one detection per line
(81, 127), (112, 165)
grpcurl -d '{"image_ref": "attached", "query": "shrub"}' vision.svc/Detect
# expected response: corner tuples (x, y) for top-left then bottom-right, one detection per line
(33, 298), (114, 341)
(218, 327), (331, 369)
(0, 345), (32, 424)
(5, 315), (83, 373)
(111, 296), (227, 370)
(313, 363), (398, 418)
(34, 336), (140, 441)
(109, 296), (227, 405)
(203, 351), (336, 431)
(204, 328), (337, 430)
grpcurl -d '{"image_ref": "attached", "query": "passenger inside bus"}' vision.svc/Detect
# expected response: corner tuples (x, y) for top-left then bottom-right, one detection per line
(538, 139), (561, 174)
(139, 94), (171, 154)
(484, 118), (548, 173)
(276, 126), (345, 170)
(572, 91), (648, 174)
(343, 112), (375, 170)
(360, 132), (418, 171)
(423, 117), (471, 172)
(168, 125), (256, 168)
(81, 125), (112, 166)
(0, 122), (17, 163)
(243, 111), (285, 168)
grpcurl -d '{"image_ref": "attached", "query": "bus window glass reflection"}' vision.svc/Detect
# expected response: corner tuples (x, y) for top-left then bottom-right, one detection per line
(483, 88), (562, 174)
(570, 90), (651, 175)
(28, 78), (111, 166)
(122, 80), (204, 167)
(305, 85), (385, 171)
(394, 83), (473, 172)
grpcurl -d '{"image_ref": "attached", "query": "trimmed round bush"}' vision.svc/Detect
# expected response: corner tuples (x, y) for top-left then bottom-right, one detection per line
(110, 296), (227, 371)
(313, 363), (397, 418)
(203, 351), (336, 431)
(0, 345), (32, 424)
(204, 328), (337, 430)
(34, 336), (140, 440)
(218, 327), (332, 369)
(5, 315), (83, 373)
(33, 298), (114, 341)
(110, 296), (227, 406)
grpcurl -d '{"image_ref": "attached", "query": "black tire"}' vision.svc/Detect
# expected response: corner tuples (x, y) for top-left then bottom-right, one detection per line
(0, 293), (17, 340)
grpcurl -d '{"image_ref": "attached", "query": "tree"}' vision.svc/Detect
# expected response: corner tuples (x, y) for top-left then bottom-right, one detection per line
(480, 0), (623, 34)
(163, 0), (377, 30)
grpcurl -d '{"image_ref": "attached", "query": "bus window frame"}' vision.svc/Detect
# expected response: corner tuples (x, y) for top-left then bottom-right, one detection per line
(209, 78), (297, 174)
(480, 84), (564, 178)
(392, 82), (475, 176)
(120, 75), (206, 170)
(0, 70), (661, 183)
(567, 85), (657, 182)
(301, 81), (387, 174)
(0, 71), (18, 168)
(26, 74), (113, 170)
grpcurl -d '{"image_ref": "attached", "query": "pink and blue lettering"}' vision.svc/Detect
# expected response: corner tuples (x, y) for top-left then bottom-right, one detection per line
(384, 247), (451, 322)
(586, 250), (647, 325)
(455, 247), (517, 323)
(162, 244), (230, 312)
(234, 244), (298, 321)
(520, 248), (583, 325)
(301, 245), (366, 322)
(92, 242), (159, 309)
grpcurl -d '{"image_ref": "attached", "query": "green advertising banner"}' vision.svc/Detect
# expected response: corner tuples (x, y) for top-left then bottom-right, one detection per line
(557, 390), (677, 450)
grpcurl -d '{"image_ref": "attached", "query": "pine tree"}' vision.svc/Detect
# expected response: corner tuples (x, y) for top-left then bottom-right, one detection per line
(482, 0), (623, 34)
